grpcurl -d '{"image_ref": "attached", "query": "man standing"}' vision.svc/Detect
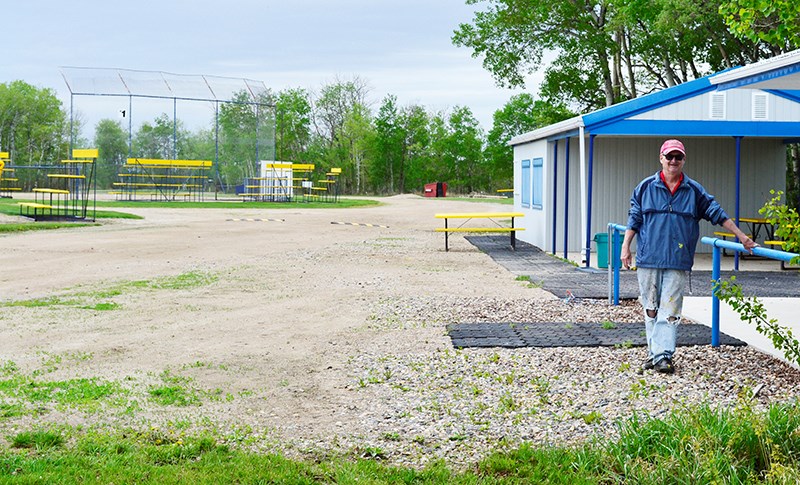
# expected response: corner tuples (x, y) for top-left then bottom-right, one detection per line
(620, 139), (757, 374)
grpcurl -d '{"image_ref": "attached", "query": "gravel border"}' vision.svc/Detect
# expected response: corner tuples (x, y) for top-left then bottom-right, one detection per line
(280, 296), (800, 469)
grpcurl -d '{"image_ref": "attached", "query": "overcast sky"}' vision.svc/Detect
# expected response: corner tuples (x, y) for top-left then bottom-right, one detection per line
(3, 0), (543, 133)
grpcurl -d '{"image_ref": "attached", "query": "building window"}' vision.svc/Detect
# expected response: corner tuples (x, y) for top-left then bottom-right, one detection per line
(532, 157), (543, 209)
(521, 159), (531, 208)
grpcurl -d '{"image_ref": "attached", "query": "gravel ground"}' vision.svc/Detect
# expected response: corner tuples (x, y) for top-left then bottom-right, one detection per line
(280, 296), (800, 469)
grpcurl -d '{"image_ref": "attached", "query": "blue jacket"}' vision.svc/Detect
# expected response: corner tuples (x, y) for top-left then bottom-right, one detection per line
(627, 171), (729, 271)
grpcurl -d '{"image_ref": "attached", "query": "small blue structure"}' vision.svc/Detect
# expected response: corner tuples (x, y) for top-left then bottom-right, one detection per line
(510, 50), (800, 270)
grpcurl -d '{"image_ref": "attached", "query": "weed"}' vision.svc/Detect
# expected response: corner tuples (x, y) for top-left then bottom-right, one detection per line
(497, 392), (520, 413)
(0, 360), (18, 376)
(148, 386), (200, 407)
(358, 446), (386, 460)
(581, 411), (603, 424)
(601, 320), (617, 330)
(382, 432), (401, 442)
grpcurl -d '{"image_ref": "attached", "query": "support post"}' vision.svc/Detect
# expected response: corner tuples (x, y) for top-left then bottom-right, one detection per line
(563, 137), (570, 260)
(711, 244), (722, 347)
(552, 139), (558, 255)
(584, 134), (595, 268)
(734, 136), (742, 271)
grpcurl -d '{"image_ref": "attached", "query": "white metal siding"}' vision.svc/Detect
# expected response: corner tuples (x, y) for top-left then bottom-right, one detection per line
(631, 89), (800, 121)
(590, 137), (785, 255)
(516, 136), (786, 256)
(513, 140), (548, 249)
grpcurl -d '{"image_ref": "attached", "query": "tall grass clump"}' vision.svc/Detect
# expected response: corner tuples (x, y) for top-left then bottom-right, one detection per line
(606, 401), (800, 483)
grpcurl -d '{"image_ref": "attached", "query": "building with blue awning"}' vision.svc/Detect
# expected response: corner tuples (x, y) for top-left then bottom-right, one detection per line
(509, 49), (800, 270)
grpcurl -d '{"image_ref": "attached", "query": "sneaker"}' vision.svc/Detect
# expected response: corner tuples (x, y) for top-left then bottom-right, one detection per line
(654, 358), (674, 374)
(641, 358), (655, 371)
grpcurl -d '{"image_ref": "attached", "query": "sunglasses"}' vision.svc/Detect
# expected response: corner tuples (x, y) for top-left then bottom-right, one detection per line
(664, 153), (684, 161)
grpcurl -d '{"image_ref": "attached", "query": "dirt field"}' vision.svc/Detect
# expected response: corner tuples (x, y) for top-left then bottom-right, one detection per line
(0, 197), (549, 447)
(2, 194), (797, 467)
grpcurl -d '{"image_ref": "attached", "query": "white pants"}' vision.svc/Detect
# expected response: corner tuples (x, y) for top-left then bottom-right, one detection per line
(637, 268), (687, 363)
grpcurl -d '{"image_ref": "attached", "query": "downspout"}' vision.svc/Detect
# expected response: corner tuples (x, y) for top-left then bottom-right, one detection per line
(579, 126), (588, 266)
(551, 140), (558, 255)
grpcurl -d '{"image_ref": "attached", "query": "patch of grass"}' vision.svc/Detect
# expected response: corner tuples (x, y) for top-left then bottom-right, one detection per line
(0, 222), (102, 233)
(2, 401), (800, 482)
(0, 198), (140, 221)
(92, 197), (380, 210)
(11, 430), (64, 450)
(0, 375), (124, 415)
(2, 270), (219, 312)
(149, 271), (218, 290)
(3, 296), (81, 308)
(148, 370), (201, 407)
(148, 386), (201, 407)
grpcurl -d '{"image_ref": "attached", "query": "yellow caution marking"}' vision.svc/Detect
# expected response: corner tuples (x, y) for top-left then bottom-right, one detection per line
(330, 221), (389, 228)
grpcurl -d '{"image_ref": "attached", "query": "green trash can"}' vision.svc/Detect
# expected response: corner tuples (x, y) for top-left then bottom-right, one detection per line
(593, 232), (622, 269)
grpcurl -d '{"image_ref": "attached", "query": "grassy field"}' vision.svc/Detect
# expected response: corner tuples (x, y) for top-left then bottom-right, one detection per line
(0, 196), (382, 234)
(2, 400), (798, 483)
(0, 198), (140, 221)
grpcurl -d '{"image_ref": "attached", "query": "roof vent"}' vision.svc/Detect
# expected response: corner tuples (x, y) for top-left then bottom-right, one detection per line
(710, 93), (726, 119)
(752, 92), (768, 120)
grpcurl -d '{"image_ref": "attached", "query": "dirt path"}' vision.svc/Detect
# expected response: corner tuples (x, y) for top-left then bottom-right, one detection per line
(0, 195), (548, 439)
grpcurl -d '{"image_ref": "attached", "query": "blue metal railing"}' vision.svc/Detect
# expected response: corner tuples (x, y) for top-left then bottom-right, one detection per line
(701, 237), (798, 347)
(607, 223), (627, 305)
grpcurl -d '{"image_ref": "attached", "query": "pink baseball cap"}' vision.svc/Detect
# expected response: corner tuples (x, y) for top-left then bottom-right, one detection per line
(660, 139), (685, 156)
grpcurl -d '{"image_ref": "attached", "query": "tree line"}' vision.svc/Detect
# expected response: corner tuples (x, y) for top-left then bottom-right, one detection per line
(2, 0), (798, 200)
(0, 77), (568, 195)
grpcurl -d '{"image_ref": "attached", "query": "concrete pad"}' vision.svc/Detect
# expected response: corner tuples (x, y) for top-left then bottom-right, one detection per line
(684, 296), (800, 368)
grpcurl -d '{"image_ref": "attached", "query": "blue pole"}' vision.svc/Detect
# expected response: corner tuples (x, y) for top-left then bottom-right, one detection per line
(552, 140), (558, 255)
(563, 137), (570, 260)
(711, 244), (721, 347)
(608, 223), (627, 305)
(612, 229), (620, 305)
(585, 134), (595, 268)
(701, 236), (799, 347)
(734, 136), (742, 271)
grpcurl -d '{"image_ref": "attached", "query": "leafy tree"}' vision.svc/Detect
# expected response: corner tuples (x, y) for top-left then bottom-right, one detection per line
(486, 94), (573, 188)
(453, 0), (766, 111)
(275, 88), (313, 164)
(339, 103), (374, 193)
(371, 97), (434, 194)
(442, 106), (485, 194)
(93, 119), (128, 188)
(398, 104), (432, 194)
(218, 90), (275, 190)
(133, 113), (187, 160)
(719, 0), (800, 53)
(313, 77), (372, 191)
(372, 95), (403, 193)
(182, 128), (215, 162)
(0, 80), (68, 171)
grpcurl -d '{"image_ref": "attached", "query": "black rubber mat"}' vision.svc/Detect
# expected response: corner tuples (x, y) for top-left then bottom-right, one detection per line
(447, 322), (747, 349)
